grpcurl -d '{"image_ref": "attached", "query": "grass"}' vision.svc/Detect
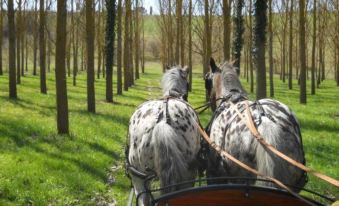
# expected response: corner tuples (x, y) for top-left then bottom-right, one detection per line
(0, 62), (338, 205)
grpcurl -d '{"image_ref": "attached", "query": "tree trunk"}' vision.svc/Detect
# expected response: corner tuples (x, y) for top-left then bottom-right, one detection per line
(254, 0), (267, 100)
(33, 0), (38, 76)
(86, 0), (96, 113)
(223, 0), (231, 61)
(268, 0), (274, 97)
(0, 0), (3, 75)
(249, 0), (254, 93)
(311, 0), (316, 94)
(135, 0), (140, 79)
(117, 0), (122, 94)
(299, 0), (306, 104)
(40, 0), (47, 94)
(188, 0), (192, 91)
(175, 0), (182, 65)
(232, 0), (244, 74)
(55, 0), (69, 134)
(97, 0), (102, 79)
(123, 0), (131, 91)
(16, 0), (21, 84)
(288, 0), (293, 89)
(8, 0), (17, 98)
(141, 9), (145, 73)
(105, 0), (116, 102)
(72, 0), (78, 86)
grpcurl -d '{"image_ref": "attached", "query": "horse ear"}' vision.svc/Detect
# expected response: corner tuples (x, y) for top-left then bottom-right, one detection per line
(181, 66), (189, 78)
(210, 57), (218, 73)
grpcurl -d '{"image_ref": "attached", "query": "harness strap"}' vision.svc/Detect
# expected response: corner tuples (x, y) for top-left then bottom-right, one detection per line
(231, 101), (339, 188)
(196, 123), (316, 206)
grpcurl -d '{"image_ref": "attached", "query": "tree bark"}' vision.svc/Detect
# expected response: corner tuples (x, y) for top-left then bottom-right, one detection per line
(117, 0), (122, 94)
(135, 0), (140, 79)
(249, 0), (254, 93)
(105, 0), (116, 102)
(55, 0), (69, 134)
(0, 0), (3, 75)
(254, 0), (267, 100)
(123, 0), (131, 91)
(288, 0), (293, 89)
(223, 0), (231, 61)
(33, 0), (38, 75)
(86, 0), (96, 113)
(232, 0), (244, 74)
(268, 0), (274, 97)
(311, 0), (316, 94)
(16, 0), (22, 84)
(8, 0), (17, 98)
(188, 0), (192, 91)
(40, 0), (47, 94)
(299, 0), (307, 104)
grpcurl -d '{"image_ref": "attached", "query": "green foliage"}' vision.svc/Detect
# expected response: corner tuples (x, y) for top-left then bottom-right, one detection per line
(0, 63), (338, 205)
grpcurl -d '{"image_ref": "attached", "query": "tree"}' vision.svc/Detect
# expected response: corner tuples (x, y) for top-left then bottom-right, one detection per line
(33, 0), (38, 76)
(40, 0), (47, 94)
(299, 0), (306, 104)
(188, 0), (192, 91)
(223, 0), (231, 61)
(311, 0), (316, 94)
(288, 0), (293, 89)
(71, 0), (78, 86)
(124, 0), (131, 91)
(86, 0), (96, 113)
(55, 0), (69, 134)
(175, 0), (182, 64)
(232, 0), (244, 74)
(97, 0), (102, 79)
(16, 0), (22, 84)
(8, 0), (17, 98)
(253, 0), (267, 100)
(0, 0), (3, 75)
(134, 0), (140, 79)
(268, 0), (274, 97)
(105, 0), (116, 102)
(116, 0), (122, 94)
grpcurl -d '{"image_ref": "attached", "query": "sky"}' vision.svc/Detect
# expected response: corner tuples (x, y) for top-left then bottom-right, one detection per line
(143, 0), (160, 15)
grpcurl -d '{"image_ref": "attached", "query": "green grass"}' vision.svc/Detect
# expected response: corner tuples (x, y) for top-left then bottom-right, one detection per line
(0, 63), (338, 205)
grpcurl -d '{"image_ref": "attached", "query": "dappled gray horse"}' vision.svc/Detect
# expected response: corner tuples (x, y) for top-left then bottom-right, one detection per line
(204, 58), (307, 191)
(126, 67), (201, 206)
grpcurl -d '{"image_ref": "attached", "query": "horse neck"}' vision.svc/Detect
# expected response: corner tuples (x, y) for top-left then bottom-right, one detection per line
(219, 74), (246, 101)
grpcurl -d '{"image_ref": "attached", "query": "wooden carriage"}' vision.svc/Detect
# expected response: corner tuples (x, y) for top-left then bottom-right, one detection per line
(127, 177), (335, 206)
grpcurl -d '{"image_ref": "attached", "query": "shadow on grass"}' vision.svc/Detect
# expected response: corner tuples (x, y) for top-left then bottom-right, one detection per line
(300, 119), (339, 133)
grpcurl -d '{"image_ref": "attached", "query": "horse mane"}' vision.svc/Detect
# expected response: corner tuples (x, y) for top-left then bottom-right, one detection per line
(161, 66), (188, 97)
(220, 62), (247, 97)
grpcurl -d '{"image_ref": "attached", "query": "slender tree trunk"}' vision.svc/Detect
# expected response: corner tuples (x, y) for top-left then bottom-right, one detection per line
(72, 0), (78, 86)
(105, 0), (116, 102)
(16, 0), (21, 84)
(223, 0), (231, 60)
(232, 0), (244, 74)
(8, 0), (17, 98)
(55, 0), (69, 134)
(129, 10), (134, 86)
(117, 0), (122, 94)
(97, 0), (102, 79)
(33, 0), (38, 75)
(249, 0), (254, 93)
(311, 0), (316, 94)
(123, 0), (130, 91)
(141, 9), (145, 73)
(175, 0), (182, 65)
(254, 0), (267, 100)
(268, 0), (274, 97)
(86, 0), (96, 113)
(299, 0), (306, 104)
(0, 0), (3, 75)
(40, 0), (47, 94)
(288, 0), (293, 89)
(135, 0), (140, 79)
(188, 0), (192, 91)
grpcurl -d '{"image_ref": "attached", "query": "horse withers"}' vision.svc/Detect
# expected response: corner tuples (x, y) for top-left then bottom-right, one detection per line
(203, 58), (307, 191)
(126, 66), (201, 206)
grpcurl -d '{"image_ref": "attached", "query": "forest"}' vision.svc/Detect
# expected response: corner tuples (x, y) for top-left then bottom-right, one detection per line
(0, 0), (338, 205)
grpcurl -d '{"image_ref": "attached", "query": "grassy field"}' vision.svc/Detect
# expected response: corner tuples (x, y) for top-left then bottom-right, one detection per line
(0, 62), (338, 205)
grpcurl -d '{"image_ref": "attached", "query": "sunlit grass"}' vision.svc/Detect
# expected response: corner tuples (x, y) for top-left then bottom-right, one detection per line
(0, 62), (338, 205)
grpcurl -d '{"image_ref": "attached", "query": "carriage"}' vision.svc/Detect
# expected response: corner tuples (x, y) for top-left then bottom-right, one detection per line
(125, 64), (338, 206)
(126, 176), (335, 206)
